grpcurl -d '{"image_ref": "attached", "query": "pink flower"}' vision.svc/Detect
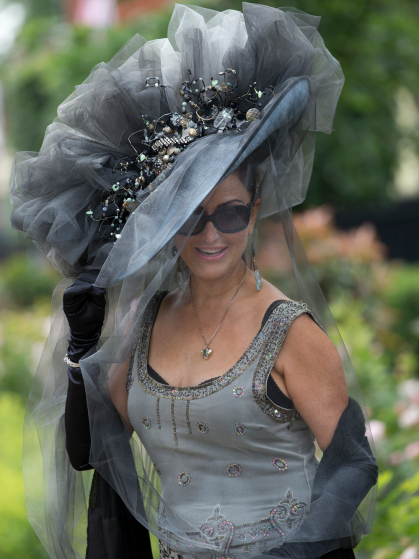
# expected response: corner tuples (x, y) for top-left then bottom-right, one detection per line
(394, 401), (408, 415)
(390, 451), (404, 466)
(405, 442), (419, 460)
(399, 546), (418, 559)
(398, 405), (419, 429)
(398, 380), (419, 403)
(366, 420), (386, 443)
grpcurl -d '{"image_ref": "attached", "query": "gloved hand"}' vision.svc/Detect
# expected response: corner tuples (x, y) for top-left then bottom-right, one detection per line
(63, 269), (106, 364)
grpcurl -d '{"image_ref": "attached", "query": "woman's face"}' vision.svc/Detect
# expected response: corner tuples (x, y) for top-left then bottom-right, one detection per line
(175, 172), (260, 283)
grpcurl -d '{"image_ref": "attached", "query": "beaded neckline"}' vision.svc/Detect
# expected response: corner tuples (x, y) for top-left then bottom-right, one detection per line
(130, 293), (308, 401)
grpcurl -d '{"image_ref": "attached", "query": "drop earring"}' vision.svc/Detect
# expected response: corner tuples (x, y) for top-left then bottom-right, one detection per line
(250, 238), (262, 291)
(172, 246), (185, 292)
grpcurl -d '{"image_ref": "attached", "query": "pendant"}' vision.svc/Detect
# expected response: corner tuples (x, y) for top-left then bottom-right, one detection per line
(201, 348), (212, 360)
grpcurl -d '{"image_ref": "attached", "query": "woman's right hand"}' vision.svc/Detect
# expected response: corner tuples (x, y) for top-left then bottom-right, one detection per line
(63, 270), (106, 363)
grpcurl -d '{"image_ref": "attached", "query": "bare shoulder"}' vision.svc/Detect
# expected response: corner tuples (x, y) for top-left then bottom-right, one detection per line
(273, 303), (348, 451)
(258, 278), (291, 304)
(249, 278), (292, 315)
(278, 309), (340, 370)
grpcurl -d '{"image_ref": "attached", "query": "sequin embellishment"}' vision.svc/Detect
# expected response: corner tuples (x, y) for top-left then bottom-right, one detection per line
(233, 385), (245, 398)
(156, 397), (161, 429)
(237, 531), (247, 543)
(197, 422), (208, 434)
(226, 463), (242, 477)
(171, 399), (178, 446)
(184, 491), (306, 550)
(199, 505), (235, 551)
(141, 417), (152, 429)
(130, 293), (304, 401)
(178, 471), (191, 486)
(186, 400), (192, 434)
(269, 488), (307, 537)
(272, 457), (288, 471)
(234, 423), (246, 436)
(251, 301), (321, 423)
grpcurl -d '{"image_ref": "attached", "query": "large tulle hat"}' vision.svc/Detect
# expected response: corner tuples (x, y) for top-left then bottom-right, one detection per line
(10, 3), (343, 284)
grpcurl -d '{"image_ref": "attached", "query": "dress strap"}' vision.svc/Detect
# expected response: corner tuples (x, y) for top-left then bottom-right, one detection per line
(252, 301), (318, 423)
(126, 292), (167, 391)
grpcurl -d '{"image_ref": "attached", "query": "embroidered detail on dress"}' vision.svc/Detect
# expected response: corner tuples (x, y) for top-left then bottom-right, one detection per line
(261, 525), (273, 537)
(234, 423), (245, 436)
(249, 527), (258, 540)
(141, 417), (152, 429)
(186, 400), (192, 434)
(156, 396), (161, 429)
(184, 491), (306, 551)
(126, 344), (135, 391)
(133, 293), (305, 402)
(252, 301), (318, 424)
(236, 531), (247, 543)
(179, 471), (191, 486)
(232, 385), (245, 398)
(126, 294), (161, 392)
(272, 457), (288, 471)
(171, 399), (178, 446)
(200, 505), (235, 552)
(226, 463), (242, 477)
(197, 422), (208, 434)
(269, 488), (307, 537)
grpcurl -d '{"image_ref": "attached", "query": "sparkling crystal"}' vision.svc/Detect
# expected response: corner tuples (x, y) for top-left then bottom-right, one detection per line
(213, 108), (234, 130)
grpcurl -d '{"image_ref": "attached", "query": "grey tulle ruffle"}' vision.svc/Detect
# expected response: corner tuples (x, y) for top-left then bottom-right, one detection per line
(10, 3), (343, 282)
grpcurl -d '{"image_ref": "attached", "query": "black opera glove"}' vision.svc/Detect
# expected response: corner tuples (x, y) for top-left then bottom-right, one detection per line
(63, 269), (106, 364)
(251, 398), (378, 559)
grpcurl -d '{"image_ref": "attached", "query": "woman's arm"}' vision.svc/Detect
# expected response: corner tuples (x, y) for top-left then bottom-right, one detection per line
(63, 273), (106, 470)
(65, 366), (93, 471)
(273, 312), (348, 451)
(65, 355), (133, 471)
(260, 313), (378, 559)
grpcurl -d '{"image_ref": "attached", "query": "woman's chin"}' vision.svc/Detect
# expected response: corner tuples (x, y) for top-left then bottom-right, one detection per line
(188, 257), (244, 284)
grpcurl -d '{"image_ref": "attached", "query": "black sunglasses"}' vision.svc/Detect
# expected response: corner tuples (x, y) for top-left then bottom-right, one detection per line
(177, 203), (253, 236)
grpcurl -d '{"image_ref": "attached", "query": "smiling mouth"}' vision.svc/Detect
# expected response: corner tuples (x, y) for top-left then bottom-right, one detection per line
(196, 248), (226, 256)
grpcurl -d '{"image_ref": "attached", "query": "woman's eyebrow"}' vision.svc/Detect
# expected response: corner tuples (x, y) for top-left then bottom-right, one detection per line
(197, 199), (245, 211)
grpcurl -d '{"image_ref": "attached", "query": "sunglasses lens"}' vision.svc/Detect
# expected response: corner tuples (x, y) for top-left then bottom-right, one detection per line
(215, 206), (250, 232)
(177, 212), (204, 236)
(177, 205), (251, 235)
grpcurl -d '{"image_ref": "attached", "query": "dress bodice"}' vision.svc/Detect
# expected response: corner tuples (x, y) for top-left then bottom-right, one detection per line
(126, 293), (320, 557)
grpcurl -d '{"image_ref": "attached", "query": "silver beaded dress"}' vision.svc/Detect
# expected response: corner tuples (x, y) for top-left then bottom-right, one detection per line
(126, 293), (321, 558)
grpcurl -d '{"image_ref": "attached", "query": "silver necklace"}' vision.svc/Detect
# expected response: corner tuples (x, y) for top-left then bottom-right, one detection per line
(190, 265), (247, 360)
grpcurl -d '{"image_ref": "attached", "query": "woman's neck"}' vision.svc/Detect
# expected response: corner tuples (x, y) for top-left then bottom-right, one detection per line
(188, 262), (248, 309)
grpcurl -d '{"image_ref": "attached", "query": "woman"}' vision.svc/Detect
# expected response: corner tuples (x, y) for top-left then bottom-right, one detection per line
(11, 4), (378, 558)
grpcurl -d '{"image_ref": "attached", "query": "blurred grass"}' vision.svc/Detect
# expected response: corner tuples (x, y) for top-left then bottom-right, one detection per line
(0, 393), (48, 559)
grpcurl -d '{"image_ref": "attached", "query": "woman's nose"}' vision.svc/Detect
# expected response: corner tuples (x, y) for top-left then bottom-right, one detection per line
(199, 220), (220, 243)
